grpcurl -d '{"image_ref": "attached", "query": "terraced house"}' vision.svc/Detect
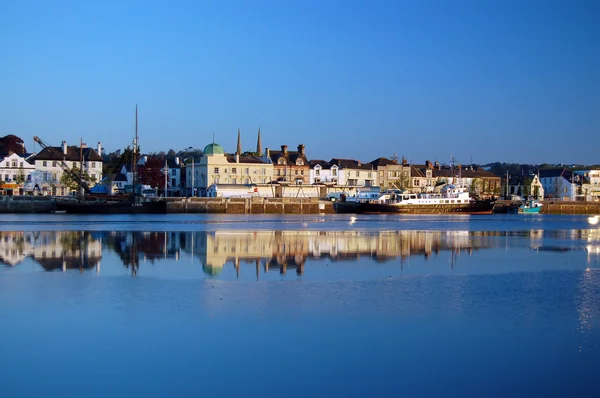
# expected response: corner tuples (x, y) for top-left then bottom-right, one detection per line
(264, 144), (309, 185)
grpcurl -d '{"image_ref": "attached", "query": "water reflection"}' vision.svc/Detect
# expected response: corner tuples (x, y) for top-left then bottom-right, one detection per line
(1, 229), (600, 277)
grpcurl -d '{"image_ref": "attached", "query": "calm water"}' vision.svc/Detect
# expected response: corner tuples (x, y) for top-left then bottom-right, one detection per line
(1, 214), (599, 397)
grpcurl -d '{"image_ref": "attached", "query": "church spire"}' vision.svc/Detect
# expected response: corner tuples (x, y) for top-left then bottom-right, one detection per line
(236, 128), (242, 155)
(256, 127), (263, 157)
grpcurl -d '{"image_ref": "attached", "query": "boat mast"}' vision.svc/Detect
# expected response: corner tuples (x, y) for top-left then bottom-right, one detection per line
(133, 104), (138, 199)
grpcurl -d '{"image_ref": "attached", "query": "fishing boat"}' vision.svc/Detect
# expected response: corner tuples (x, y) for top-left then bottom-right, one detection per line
(334, 184), (495, 214)
(519, 199), (542, 214)
(56, 106), (167, 215)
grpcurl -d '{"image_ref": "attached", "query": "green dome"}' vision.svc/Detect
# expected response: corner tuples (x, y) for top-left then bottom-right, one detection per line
(203, 143), (225, 155)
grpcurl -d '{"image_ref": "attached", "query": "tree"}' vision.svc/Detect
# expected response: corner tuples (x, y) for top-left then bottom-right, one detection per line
(0, 134), (27, 155)
(15, 168), (26, 185)
(138, 156), (165, 188)
(59, 168), (97, 192)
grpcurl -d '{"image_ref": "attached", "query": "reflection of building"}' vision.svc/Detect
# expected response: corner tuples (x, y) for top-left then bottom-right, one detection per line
(0, 231), (102, 271)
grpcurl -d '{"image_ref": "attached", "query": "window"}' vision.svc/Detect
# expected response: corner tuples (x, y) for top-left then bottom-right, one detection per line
(368, 172), (372, 178)
(20, 162), (23, 168)
(232, 178), (237, 184)
(278, 158), (285, 165)
(52, 161), (57, 167)
(332, 168), (337, 176)
(43, 173), (48, 181)
(300, 170), (304, 175)
(315, 169), (320, 176)
(296, 159), (304, 166)
(261, 168), (266, 175)
(277, 170), (281, 176)
(11, 160), (17, 167)
(92, 174), (96, 180)
(52, 173), (57, 181)
(171, 169), (176, 176)
(295, 170), (298, 175)
(244, 168), (249, 175)
(172, 178), (176, 186)
(3, 174), (8, 181)
(43, 161), (47, 167)
(214, 167), (219, 174)
(91, 162), (96, 168)
(232, 167), (237, 174)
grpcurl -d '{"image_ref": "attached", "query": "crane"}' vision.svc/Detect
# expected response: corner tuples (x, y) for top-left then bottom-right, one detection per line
(33, 136), (93, 195)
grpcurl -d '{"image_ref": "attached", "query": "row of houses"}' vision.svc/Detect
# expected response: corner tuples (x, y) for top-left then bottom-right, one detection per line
(1, 132), (599, 201)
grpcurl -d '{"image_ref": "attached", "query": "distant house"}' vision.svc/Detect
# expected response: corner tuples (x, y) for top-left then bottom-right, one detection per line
(329, 158), (377, 187)
(539, 169), (578, 201)
(574, 169), (600, 202)
(309, 160), (335, 185)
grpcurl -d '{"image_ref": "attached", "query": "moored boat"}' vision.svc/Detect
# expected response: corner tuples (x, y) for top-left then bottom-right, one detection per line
(334, 184), (495, 214)
(519, 199), (542, 214)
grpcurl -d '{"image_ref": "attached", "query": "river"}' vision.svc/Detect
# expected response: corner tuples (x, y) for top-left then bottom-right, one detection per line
(0, 214), (599, 397)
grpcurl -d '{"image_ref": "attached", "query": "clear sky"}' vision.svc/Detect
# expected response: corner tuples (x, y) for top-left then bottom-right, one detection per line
(1, 0), (598, 165)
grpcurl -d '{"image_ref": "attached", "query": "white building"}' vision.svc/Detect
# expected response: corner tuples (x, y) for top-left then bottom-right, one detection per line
(539, 169), (577, 201)
(309, 160), (339, 185)
(329, 158), (377, 187)
(189, 142), (273, 197)
(0, 153), (36, 195)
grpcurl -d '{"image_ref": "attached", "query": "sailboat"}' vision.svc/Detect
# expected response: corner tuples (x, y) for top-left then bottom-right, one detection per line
(56, 106), (167, 214)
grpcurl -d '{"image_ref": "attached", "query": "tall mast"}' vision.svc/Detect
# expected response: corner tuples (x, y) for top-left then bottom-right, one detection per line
(133, 104), (138, 197)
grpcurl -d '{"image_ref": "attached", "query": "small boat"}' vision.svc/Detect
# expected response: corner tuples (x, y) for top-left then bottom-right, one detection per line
(334, 184), (495, 215)
(519, 199), (543, 214)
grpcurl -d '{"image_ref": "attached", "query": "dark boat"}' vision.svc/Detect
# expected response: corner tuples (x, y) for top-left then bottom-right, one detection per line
(56, 197), (166, 214)
(334, 185), (495, 215)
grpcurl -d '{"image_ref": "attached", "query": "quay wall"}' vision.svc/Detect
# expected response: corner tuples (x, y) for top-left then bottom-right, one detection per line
(165, 197), (335, 214)
(0, 196), (57, 213)
(541, 201), (600, 215)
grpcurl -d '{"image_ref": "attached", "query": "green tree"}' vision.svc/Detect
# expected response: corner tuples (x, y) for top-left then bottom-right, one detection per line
(60, 168), (97, 192)
(15, 168), (26, 185)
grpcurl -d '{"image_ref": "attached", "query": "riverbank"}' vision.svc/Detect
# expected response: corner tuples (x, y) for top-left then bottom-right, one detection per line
(0, 196), (57, 213)
(541, 201), (600, 215)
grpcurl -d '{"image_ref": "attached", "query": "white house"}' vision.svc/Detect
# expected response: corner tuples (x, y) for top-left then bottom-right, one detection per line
(29, 141), (103, 196)
(329, 158), (377, 188)
(309, 160), (339, 185)
(539, 169), (577, 201)
(0, 153), (36, 195)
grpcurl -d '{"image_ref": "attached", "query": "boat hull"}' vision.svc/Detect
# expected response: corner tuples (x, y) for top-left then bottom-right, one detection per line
(518, 207), (541, 214)
(334, 200), (495, 215)
(56, 200), (167, 214)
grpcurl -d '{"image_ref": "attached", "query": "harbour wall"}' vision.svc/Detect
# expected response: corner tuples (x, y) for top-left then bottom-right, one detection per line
(165, 197), (336, 214)
(541, 201), (600, 215)
(0, 196), (57, 213)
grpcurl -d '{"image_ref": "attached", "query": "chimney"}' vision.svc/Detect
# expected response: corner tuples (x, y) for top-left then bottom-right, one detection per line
(266, 148), (270, 159)
(297, 144), (305, 156)
(281, 145), (288, 155)
(402, 156), (407, 165)
(236, 128), (242, 155)
(235, 153), (239, 163)
(97, 142), (102, 156)
(357, 160), (361, 166)
(62, 141), (67, 155)
(435, 161), (440, 170)
(426, 160), (432, 169)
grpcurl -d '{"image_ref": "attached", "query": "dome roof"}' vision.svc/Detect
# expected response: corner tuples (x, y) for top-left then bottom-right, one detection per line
(203, 143), (225, 156)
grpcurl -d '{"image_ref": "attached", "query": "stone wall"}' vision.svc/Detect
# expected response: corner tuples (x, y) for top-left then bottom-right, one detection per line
(542, 201), (600, 215)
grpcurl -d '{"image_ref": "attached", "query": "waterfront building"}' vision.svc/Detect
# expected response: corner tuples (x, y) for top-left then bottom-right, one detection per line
(29, 141), (103, 196)
(264, 144), (309, 185)
(539, 169), (579, 201)
(369, 157), (410, 191)
(193, 141), (273, 197)
(0, 153), (36, 195)
(574, 169), (600, 202)
(329, 158), (378, 188)
(309, 160), (337, 185)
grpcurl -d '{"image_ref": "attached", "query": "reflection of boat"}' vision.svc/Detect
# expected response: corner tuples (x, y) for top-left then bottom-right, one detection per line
(334, 185), (495, 214)
(519, 199), (542, 214)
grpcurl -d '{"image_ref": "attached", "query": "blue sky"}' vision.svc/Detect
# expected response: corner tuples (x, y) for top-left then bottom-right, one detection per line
(1, 0), (598, 165)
